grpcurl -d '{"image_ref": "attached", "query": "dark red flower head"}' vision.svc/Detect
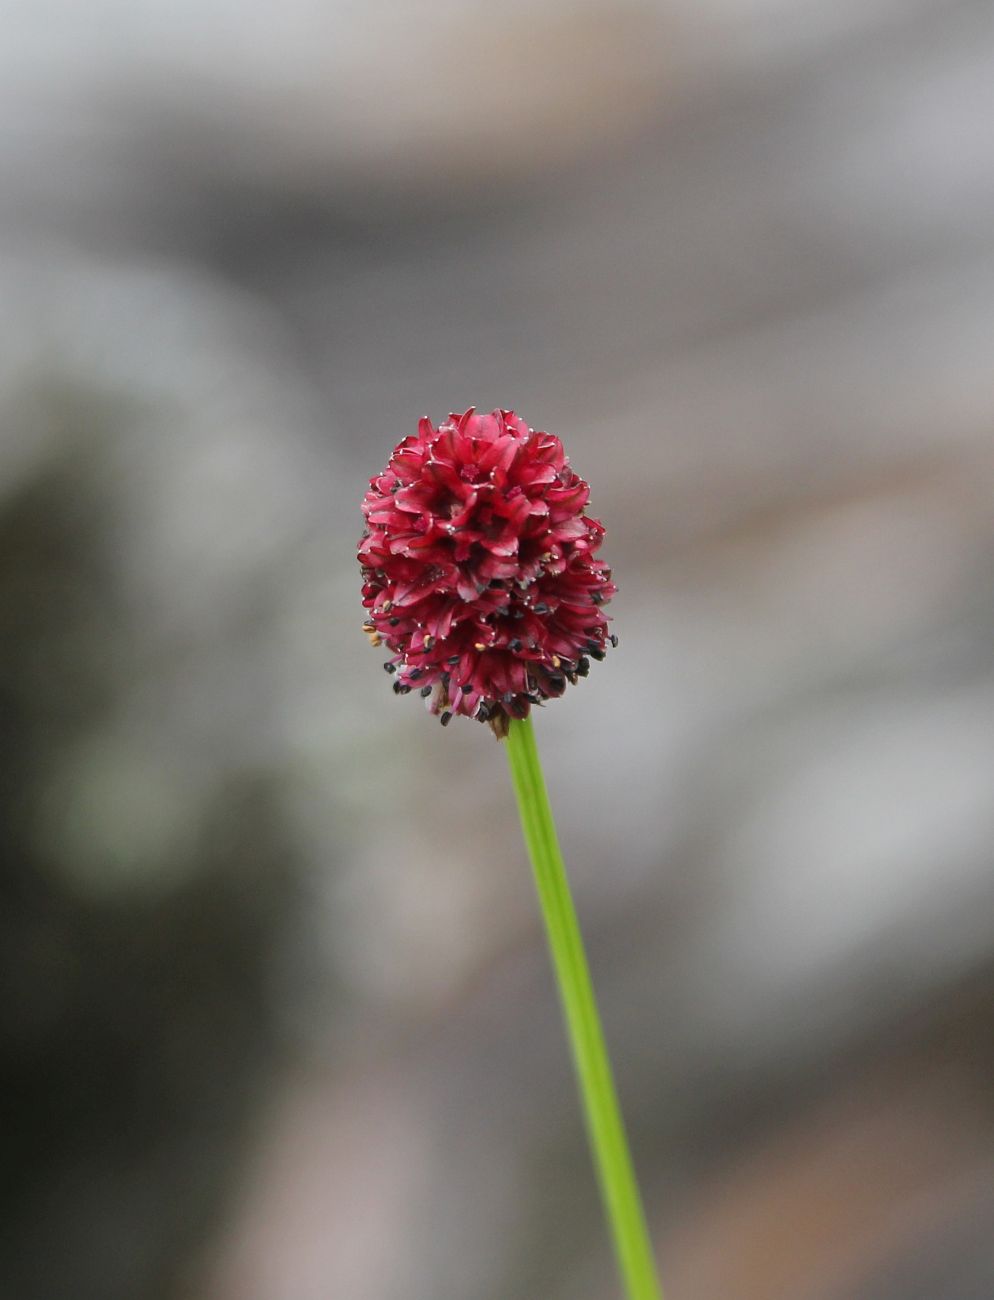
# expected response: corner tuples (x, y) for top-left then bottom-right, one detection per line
(358, 408), (617, 736)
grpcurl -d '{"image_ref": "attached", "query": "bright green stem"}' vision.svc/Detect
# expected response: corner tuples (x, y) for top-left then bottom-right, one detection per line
(505, 715), (663, 1300)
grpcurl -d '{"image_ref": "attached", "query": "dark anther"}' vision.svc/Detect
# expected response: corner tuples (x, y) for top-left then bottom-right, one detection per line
(393, 681), (412, 694)
(383, 662), (396, 673)
(440, 711), (453, 727)
(577, 656), (590, 676)
(389, 617), (400, 626)
(609, 634), (619, 648)
(589, 648), (605, 661)
(591, 591), (603, 605)
(509, 638), (523, 652)
(477, 703), (491, 722)
(408, 668), (423, 681)
(447, 655), (461, 664)
(533, 603), (549, 614)
(420, 685), (432, 697)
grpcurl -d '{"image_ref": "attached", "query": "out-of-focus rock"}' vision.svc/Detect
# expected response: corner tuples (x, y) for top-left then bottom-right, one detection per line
(1, 1), (671, 238)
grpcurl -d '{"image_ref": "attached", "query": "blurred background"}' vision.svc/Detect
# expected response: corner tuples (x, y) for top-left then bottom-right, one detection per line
(2, 1), (994, 1297)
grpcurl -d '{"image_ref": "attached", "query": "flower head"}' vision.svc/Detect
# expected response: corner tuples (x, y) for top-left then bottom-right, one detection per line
(358, 408), (616, 736)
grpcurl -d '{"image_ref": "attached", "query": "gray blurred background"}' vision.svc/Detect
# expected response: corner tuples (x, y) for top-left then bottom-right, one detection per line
(2, 1), (994, 1298)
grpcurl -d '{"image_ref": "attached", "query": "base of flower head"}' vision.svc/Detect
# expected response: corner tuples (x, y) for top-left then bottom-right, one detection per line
(375, 631), (618, 738)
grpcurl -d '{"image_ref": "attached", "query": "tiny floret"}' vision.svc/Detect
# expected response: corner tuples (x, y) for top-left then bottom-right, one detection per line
(358, 408), (616, 735)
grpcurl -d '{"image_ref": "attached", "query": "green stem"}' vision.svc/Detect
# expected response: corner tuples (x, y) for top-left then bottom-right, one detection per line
(505, 715), (663, 1300)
